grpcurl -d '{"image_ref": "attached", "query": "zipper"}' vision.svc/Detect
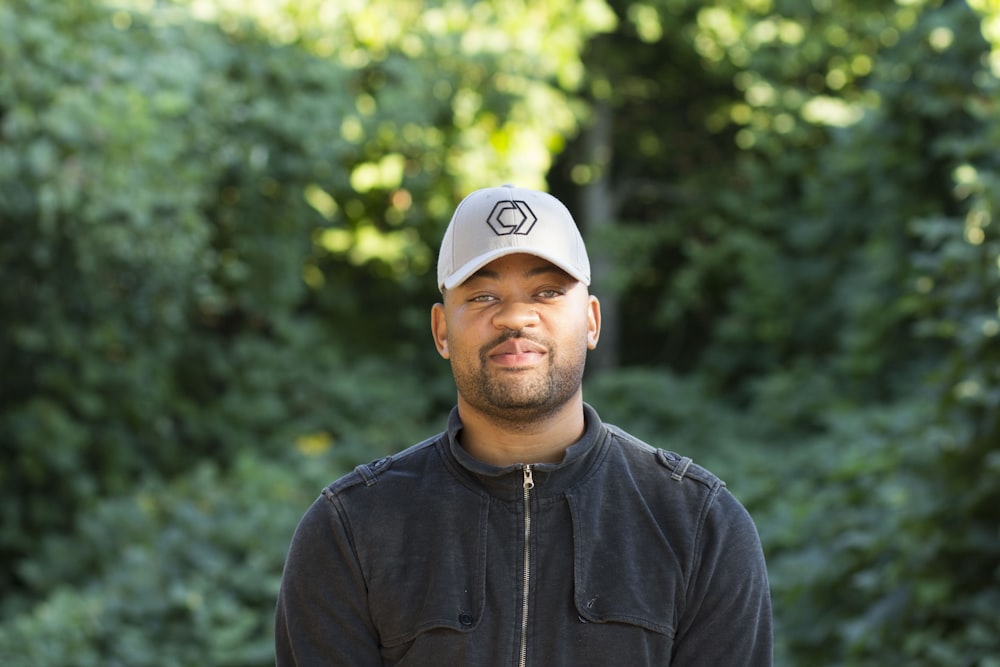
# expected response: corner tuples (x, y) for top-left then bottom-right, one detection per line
(519, 464), (534, 667)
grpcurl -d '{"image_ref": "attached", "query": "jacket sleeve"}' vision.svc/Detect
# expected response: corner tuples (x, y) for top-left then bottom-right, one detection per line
(671, 486), (773, 666)
(275, 490), (382, 666)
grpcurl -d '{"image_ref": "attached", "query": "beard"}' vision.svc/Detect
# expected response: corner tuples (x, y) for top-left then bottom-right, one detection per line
(450, 330), (587, 429)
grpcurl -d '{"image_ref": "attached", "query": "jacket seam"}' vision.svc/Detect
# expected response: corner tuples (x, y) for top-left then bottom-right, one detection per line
(680, 481), (723, 622)
(319, 486), (376, 628)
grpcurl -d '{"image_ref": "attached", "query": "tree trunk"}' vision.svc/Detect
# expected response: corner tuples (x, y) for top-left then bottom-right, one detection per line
(580, 98), (619, 372)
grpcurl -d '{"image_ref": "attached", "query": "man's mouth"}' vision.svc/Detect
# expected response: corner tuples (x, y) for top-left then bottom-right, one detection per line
(487, 338), (547, 367)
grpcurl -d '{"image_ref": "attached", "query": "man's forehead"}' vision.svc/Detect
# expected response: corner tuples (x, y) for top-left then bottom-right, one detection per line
(464, 255), (573, 284)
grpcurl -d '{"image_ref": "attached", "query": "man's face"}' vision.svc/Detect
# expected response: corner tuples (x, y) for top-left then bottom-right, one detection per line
(431, 253), (600, 425)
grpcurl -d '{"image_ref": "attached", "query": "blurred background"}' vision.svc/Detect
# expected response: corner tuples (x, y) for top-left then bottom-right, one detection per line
(1, 0), (998, 665)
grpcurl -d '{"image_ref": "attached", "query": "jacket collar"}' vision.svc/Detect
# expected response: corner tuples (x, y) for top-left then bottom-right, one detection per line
(441, 403), (609, 501)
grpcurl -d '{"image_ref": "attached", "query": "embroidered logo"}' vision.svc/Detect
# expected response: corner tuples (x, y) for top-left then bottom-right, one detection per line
(486, 200), (537, 236)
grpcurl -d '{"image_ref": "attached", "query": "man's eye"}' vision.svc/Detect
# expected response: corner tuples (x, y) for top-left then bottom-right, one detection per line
(470, 294), (496, 303)
(537, 289), (562, 298)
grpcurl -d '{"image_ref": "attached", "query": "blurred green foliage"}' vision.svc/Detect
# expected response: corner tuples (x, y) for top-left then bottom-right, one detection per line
(1, 0), (998, 665)
(0, 453), (333, 666)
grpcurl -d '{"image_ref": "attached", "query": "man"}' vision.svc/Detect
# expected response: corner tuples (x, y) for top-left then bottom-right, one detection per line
(275, 185), (772, 666)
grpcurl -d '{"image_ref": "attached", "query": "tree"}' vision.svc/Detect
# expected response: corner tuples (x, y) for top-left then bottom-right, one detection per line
(0, 0), (611, 604)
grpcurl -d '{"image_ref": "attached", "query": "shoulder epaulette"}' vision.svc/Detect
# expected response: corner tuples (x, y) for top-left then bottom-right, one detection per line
(324, 432), (443, 497)
(654, 449), (726, 490)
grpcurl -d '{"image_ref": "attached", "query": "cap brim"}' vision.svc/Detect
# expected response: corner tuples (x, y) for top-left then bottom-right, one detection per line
(441, 247), (591, 291)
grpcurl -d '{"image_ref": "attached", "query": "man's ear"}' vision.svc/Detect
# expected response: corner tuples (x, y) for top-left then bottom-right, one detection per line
(431, 302), (449, 359)
(587, 294), (601, 350)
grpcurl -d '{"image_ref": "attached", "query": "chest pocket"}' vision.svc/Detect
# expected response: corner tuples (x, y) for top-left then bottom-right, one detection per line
(572, 554), (681, 638)
(361, 494), (489, 650)
(567, 481), (697, 638)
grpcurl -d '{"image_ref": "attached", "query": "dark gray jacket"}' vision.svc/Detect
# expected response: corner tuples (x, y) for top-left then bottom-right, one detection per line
(275, 404), (772, 666)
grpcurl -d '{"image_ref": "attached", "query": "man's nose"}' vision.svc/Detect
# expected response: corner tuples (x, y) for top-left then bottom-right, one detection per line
(492, 299), (539, 331)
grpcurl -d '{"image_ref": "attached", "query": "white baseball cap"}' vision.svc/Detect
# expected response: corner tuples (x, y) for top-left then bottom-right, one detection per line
(437, 184), (591, 291)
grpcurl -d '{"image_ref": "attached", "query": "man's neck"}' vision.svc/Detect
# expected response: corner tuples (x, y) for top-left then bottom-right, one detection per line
(455, 395), (586, 467)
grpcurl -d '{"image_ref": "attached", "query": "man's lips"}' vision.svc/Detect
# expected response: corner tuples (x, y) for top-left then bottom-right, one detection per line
(487, 339), (547, 367)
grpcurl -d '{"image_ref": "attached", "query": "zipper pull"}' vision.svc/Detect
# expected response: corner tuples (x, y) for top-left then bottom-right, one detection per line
(522, 464), (534, 491)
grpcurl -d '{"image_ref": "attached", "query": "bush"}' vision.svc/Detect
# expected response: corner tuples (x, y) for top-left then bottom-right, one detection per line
(0, 0), (346, 591)
(0, 452), (341, 667)
(764, 398), (1000, 667)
